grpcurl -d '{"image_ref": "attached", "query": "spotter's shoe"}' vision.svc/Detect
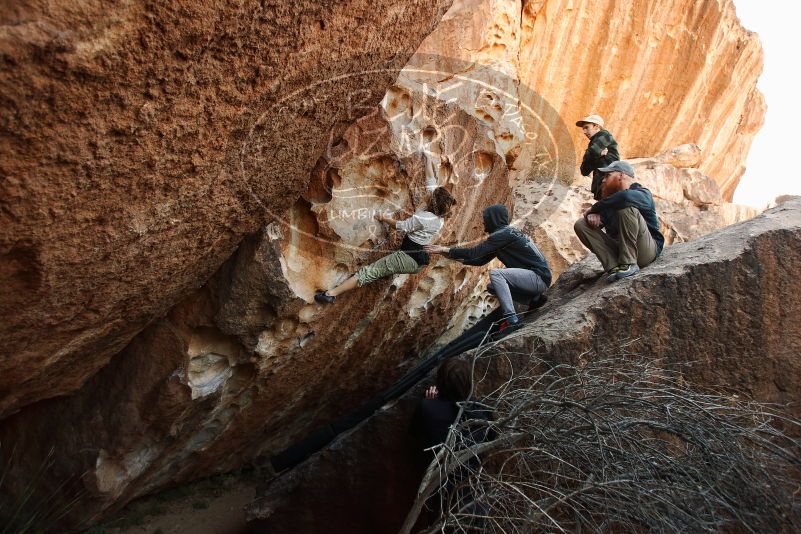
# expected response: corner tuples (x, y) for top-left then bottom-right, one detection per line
(314, 291), (336, 304)
(497, 314), (521, 335)
(606, 264), (640, 283)
(596, 266), (621, 285)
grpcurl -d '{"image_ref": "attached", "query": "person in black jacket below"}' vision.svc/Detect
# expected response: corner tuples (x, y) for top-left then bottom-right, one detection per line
(574, 160), (665, 283)
(425, 204), (551, 332)
(577, 114), (620, 200)
(409, 358), (494, 530)
(410, 358), (473, 454)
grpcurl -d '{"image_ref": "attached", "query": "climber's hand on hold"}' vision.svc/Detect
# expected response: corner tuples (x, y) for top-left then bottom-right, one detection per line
(425, 386), (439, 400)
(375, 212), (394, 225)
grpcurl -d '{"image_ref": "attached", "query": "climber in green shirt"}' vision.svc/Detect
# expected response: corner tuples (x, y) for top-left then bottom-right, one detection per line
(576, 114), (620, 200)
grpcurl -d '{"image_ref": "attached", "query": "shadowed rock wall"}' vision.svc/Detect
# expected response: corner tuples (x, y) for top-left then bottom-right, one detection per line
(0, 0), (454, 418)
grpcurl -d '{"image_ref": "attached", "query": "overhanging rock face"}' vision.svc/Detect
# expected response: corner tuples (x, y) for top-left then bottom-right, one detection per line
(0, 0), (453, 418)
(245, 199), (801, 532)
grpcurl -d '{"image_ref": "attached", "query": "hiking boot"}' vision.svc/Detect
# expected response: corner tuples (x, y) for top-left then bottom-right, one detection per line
(497, 314), (521, 334)
(606, 264), (640, 283)
(528, 293), (548, 312)
(314, 291), (336, 304)
(597, 265), (621, 283)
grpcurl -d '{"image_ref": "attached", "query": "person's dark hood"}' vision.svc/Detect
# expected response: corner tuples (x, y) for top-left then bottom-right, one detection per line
(482, 204), (509, 233)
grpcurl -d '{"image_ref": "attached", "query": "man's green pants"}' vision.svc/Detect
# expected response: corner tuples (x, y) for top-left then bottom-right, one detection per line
(574, 207), (657, 272)
(355, 251), (422, 287)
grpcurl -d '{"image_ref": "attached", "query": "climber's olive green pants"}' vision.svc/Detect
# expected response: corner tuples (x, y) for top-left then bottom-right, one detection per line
(355, 251), (422, 287)
(574, 207), (657, 272)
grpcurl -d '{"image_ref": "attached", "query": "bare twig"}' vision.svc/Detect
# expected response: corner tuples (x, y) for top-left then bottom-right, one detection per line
(402, 345), (801, 533)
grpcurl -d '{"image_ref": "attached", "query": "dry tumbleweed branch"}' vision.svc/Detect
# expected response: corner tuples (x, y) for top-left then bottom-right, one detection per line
(401, 346), (801, 533)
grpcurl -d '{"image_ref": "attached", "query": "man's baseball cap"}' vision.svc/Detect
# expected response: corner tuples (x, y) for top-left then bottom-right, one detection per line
(575, 114), (604, 127)
(598, 160), (635, 178)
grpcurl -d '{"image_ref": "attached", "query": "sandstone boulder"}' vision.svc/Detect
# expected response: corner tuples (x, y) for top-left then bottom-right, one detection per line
(634, 143), (703, 169)
(512, 199), (801, 412)
(0, 0), (769, 529)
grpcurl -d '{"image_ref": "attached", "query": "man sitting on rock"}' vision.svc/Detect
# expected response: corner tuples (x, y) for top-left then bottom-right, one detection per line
(314, 186), (456, 304)
(576, 114), (620, 200)
(425, 204), (551, 333)
(573, 160), (664, 282)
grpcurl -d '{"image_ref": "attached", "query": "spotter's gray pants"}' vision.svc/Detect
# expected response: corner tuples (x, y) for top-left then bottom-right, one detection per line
(488, 268), (548, 316)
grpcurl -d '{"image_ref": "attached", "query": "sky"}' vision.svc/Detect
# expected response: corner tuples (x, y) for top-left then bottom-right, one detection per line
(731, 1), (800, 208)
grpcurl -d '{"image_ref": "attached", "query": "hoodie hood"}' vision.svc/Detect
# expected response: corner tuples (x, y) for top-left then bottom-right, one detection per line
(482, 204), (509, 233)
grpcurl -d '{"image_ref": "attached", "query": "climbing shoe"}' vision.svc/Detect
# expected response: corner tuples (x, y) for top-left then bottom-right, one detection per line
(607, 264), (640, 283)
(314, 291), (336, 304)
(497, 314), (521, 335)
(528, 293), (548, 312)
